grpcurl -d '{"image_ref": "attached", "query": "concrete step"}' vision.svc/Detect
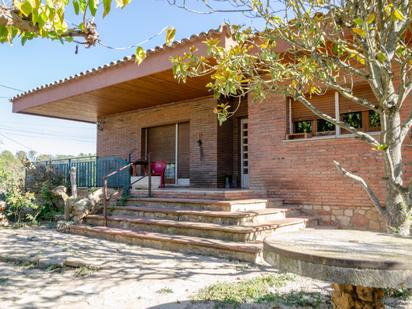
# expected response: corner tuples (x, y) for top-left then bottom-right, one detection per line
(129, 189), (265, 200)
(66, 224), (263, 262)
(85, 215), (313, 242)
(110, 207), (294, 225)
(122, 197), (268, 212)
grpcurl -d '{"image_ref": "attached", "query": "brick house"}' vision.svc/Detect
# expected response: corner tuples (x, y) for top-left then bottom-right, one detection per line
(11, 26), (401, 235)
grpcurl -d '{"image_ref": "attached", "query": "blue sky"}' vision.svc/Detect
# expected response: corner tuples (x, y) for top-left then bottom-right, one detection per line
(0, 1), (258, 156)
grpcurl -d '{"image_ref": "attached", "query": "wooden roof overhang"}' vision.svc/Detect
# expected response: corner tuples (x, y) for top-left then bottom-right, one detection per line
(11, 28), (230, 123)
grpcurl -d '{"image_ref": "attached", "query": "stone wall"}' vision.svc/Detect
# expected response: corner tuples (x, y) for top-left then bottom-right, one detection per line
(297, 204), (386, 231)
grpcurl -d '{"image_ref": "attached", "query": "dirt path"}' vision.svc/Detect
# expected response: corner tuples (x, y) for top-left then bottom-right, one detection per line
(0, 227), (409, 308)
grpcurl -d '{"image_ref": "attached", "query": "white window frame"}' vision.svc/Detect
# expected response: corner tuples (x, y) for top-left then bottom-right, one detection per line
(335, 91), (341, 136)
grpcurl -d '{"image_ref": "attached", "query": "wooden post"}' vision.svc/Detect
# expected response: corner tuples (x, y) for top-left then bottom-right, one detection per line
(362, 110), (369, 132)
(103, 176), (108, 227)
(70, 166), (78, 199)
(312, 119), (318, 136)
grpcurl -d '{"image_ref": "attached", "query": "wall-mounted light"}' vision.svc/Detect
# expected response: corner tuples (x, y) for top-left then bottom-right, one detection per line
(196, 132), (203, 147)
(97, 120), (105, 131)
(196, 132), (204, 161)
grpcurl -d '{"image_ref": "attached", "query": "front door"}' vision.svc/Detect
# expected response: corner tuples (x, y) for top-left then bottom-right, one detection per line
(240, 118), (249, 188)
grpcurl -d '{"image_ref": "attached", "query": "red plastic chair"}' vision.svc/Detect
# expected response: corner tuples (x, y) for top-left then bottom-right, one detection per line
(150, 160), (167, 188)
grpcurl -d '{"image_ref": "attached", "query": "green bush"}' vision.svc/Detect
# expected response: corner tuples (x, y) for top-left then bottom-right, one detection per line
(0, 151), (65, 224)
(25, 165), (65, 222)
(6, 188), (39, 224)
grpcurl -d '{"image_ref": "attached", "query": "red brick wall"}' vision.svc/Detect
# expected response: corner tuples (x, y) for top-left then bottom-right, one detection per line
(97, 97), (218, 187)
(248, 92), (412, 231)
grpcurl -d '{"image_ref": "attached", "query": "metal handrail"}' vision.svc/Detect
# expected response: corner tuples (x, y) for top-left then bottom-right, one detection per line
(38, 156), (97, 164)
(103, 153), (151, 226)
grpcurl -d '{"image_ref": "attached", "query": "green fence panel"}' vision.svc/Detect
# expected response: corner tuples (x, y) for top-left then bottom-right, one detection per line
(31, 156), (130, 190)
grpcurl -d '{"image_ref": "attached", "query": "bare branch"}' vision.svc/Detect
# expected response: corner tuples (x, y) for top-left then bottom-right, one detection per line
(333, 160), (388, 219)
(323, 79), (379, 111)
(397, 51), (412, 108)
(0, 5), (38, 32)
(0, 5), (99, 46)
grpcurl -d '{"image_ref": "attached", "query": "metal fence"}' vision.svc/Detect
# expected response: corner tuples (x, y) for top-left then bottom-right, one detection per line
(33, 156), (130, 189)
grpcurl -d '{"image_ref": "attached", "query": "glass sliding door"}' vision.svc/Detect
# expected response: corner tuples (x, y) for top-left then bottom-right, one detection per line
(143, 122), (190, 186)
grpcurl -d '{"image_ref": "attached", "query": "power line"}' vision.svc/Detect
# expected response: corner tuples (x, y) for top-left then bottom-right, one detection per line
(0, 126), (95, 142)
(0, 83), (23, 92)
(2, 131), (95, 143)
(0, 122), (96, 131)
(0, 132), (37, 152)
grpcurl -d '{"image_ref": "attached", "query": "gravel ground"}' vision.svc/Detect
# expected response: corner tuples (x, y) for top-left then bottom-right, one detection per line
(0, 226), (410, 309)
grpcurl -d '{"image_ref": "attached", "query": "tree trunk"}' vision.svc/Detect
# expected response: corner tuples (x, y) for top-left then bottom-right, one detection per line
(382, 110), (411, 236)
(385, 189), (411, 236)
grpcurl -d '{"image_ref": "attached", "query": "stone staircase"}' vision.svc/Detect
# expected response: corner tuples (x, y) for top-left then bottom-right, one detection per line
(65, 189), (317, 262)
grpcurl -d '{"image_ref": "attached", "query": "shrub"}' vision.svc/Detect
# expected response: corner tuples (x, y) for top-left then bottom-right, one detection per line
(25, 164), (65, 222)
(5, 188), (39, 224)
(0, 152), (66, 224)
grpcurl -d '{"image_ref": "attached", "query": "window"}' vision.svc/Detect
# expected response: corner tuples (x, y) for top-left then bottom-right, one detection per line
(317, 119), (335, 134)
(369, 110), (380, 129)
(294, 120), (312, 134)
(287, 88), (380, 139)
(342, 111), (362, 129)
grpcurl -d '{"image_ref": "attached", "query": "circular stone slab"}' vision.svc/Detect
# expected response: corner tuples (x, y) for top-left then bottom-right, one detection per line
(263, 229), (412, 288)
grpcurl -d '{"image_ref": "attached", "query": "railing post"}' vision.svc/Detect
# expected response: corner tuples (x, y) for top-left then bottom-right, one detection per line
(103, 176), (108, 227)
(67, 158), (72, 186)
(148, 153), (152, 198)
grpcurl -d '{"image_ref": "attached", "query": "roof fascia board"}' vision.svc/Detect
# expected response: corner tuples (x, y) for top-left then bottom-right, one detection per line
(13, 30), (227, 115)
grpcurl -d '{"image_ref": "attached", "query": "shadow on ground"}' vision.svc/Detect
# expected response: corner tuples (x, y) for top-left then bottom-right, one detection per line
(0, 226), (276, 309)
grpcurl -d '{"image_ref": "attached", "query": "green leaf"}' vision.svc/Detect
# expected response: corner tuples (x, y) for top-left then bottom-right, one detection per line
(165, 27), (176, 46)
(21, 36), (28, 46)
(103, 0), (112, 17)
(79, 0), (87, 13)
(353, 17), (363, 26)
(19, 0), (33, 17)
(134, 46), (146, 65)
(376, 144), (388, 151)
(377, 52), (386, 63)
(73, 0), (80, 14)
(88, 0), (97, 16)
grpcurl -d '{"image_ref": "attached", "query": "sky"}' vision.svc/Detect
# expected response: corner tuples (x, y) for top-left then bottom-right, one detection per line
(0, 1), (259, 156)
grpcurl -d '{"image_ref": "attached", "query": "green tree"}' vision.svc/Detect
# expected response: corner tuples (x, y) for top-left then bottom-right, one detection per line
(15, 150), (28, 163)
(0, 0), (120, 45)
(0, 150), (65, 223)
(171, 0), (412, 236)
